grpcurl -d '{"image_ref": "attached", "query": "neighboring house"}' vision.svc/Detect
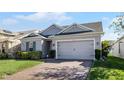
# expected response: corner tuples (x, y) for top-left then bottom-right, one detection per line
(0, 29), (15, 54)
(112, 36), (124, 59)
(21, 22), (103, 60)
(0, 29), (38, 56)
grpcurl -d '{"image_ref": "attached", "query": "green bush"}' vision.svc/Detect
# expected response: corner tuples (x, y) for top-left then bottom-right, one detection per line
(21, 52), (29, 59)
(95, 49), (101, 60)
(102, 49), (109, 58)
(15, 51), (42, 60)
(28, 51), (42, 60)
(15, 51), (21, 59)
(48, 50), (55, 58)
(0, 53), (8, 59)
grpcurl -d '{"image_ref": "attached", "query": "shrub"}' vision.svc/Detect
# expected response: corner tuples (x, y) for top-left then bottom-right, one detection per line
(28, 51), (42, 60)
(20, 52), (29, 59)
(48, 50), (55, 58)
(15, 51), (21, 59)
(102, 49), (109, 58)
(0, 53), (8, 59)
(95, 49), (101, 60)
(15, 51), (42, 60)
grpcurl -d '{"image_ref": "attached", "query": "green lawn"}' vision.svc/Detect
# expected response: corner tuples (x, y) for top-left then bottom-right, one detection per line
(0, 59), (42, 79)
(88, 56), (124, 80)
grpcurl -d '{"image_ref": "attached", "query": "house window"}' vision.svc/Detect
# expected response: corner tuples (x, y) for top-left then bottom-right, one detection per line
(29, 48), (33, 51)
(33, 41), (36, 51)
(26, 42), (29, 51)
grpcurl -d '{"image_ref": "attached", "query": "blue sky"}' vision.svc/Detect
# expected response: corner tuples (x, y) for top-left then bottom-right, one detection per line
(0, 12), (121, 40)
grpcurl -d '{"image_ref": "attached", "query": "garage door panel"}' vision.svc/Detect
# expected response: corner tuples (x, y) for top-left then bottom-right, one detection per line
(57, 40), (94, 59)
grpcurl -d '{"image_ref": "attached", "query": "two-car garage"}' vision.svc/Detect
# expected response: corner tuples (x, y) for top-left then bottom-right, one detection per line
(56, 39), (95, 60)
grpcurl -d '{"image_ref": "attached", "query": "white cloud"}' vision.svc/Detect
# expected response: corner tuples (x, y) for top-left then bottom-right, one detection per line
(2, 18), (18, 25)
(16, 12), (71, 22)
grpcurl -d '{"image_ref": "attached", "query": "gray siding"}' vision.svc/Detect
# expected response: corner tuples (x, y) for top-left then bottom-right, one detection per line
(21, 37), (43, 51)
(42, 25), (62, 36)
(112, 38), (124, 58)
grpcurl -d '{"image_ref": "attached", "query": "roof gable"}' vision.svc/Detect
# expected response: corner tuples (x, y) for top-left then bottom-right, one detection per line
(41, 24), (63, 36)
(57, 23), (94, 35)
(23, 32), (46, 39)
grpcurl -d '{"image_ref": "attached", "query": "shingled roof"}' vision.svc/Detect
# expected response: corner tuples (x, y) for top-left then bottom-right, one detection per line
(40, 21), (103, 37)
(0, 29), (15, 36)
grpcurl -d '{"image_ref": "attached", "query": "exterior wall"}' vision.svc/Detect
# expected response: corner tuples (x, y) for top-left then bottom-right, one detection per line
(0, 43), (2, 53)
(9, 40), (21, 53)
(21, 37), (43, 51)
(0, 42), (9, 53)
(120, 43), (124, 58)
(51, 34), (101, 50)
(0, 40), (21, 54)
(0, 33), (15, 54)
(112, 38), (124, 58)
(112, 42), (120, 57)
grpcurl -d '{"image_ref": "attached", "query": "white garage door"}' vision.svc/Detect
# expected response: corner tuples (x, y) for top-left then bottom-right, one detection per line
(57, 40), (95, 60)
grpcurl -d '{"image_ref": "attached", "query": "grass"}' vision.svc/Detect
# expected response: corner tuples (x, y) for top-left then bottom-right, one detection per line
(0, 59), (42, 79)
(88, 56), (124, 80)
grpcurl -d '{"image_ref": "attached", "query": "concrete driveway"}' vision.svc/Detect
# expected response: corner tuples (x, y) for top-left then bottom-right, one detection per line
(5, 59), (92, 80)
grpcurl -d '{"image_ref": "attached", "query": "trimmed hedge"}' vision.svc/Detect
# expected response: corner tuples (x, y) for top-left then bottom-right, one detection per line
(0, 53), (8, 59)
(29, 51), (42, 60)
(48, 50), (55, 58)
(95, 49), (109, 60)
(95, 49), (101, 60)
(15, 51), (42, 60)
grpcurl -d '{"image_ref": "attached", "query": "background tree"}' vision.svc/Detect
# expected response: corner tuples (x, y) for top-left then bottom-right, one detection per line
(110, 13), (124, 35)
(102, 40), (110, 50)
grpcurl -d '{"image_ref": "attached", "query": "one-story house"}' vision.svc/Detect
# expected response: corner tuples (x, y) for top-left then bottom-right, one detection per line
(21, 21), (103, 60)
(111, 35), (124, 59)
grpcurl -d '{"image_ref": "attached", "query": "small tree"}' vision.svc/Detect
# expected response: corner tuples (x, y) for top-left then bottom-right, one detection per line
(102, 40), (110, 58)
(110, 13), (124, 35)
(102, 40), (110, 50)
